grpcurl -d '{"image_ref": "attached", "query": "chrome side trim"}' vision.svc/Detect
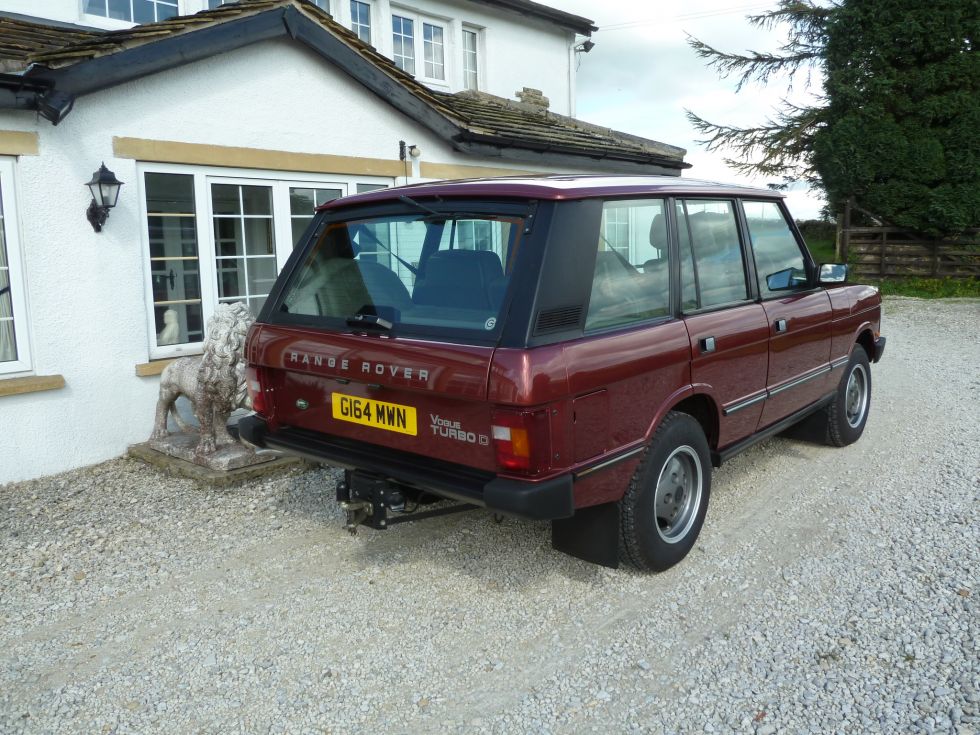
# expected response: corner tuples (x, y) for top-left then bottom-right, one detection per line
(830, 356), (850, 370)
(768, 364), (832, 397)
(723, 392), (767, 416)
(574, 445), (646, 480)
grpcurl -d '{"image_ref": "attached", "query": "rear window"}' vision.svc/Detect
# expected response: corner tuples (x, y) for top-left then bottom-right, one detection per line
(275, 209), (524, 336)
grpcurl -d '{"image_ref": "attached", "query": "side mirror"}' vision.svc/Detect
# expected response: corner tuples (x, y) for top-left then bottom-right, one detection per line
(818, 263), (848, 284)
(765, 267), (808, 291)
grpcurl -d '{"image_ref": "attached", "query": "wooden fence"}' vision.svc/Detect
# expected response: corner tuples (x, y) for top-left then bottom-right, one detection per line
(839, 226), (980, 280)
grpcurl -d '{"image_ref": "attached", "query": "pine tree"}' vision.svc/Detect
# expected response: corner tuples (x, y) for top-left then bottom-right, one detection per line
(688, 0), (980, 235)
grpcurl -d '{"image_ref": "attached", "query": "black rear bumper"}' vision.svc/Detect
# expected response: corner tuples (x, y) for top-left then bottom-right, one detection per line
(238, 415), (574, 521)
(873, 336), (886, 363)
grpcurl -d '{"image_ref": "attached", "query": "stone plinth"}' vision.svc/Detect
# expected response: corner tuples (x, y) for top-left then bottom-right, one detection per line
(130, 433), (305, 486)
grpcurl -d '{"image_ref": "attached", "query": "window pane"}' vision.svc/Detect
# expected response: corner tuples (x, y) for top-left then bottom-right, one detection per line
(145, 173), (194, 214)
(392, 16), (415, 75)
(586, 199), (669, 331)
(244, 218), (275, 256)
(242, 185), (272, 216)
(677, 203), (699, 311)
(0, 268), (15, 363)
(154, 302), (203, 346)
(315, 188), (343, 206)
(423, 23), (444, 79)
(351, 0), (371, 43)
(292, 218), (313, 248)
(679, 200), (748, 308)
(155, 1), (178, 21)
(743, 200), (808, 297)
(211, 184), (240, 215)
(134, 0), (155, 23)
(463, 30), (479, 90)
(215, 218), (244, 257)
(107, 0), (131, 20)
(247, 257), (278, 295)
(290, 188), (315, 216)
(357, 183), (388, 194)
(84, 0), (108, 16)
(145, 173), (202, 349)
(218, 260), (245, 299)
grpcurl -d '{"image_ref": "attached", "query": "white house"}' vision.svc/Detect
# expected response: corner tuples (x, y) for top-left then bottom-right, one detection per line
(0, 0), (688, 484)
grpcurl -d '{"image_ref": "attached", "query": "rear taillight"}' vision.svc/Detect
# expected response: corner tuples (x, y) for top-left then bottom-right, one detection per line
(490, 407), (552, 475)
(245, 366), (269, 417)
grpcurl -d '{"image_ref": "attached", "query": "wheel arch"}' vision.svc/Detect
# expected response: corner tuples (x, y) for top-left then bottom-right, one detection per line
(856, 327), (875, 360)
(650, 390), (720, 452)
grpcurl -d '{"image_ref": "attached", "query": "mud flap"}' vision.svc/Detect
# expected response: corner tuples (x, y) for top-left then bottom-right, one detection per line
(551, 502), (620, 569)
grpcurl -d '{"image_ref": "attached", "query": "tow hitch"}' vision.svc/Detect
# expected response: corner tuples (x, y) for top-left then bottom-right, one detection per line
(337, 470), (477, 534)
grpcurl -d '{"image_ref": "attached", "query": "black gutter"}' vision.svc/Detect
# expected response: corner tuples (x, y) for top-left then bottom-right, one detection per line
(0, 72), (53, 111)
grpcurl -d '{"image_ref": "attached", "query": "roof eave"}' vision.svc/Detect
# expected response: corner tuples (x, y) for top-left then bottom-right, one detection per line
(455, 139), (691, 175)
(463, 0), (597, 36)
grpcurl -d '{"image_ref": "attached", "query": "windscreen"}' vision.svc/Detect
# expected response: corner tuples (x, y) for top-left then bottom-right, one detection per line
(277, 210), (524, 335)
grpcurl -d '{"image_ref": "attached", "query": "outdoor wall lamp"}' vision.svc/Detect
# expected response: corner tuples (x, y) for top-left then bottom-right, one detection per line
(85, 163), (123, 233)
(399, 141), (421, 160)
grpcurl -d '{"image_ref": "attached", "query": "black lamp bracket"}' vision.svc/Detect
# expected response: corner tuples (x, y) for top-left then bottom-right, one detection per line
(86, 200), (110, 233)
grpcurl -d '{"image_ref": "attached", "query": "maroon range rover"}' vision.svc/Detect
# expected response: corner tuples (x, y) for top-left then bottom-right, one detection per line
(239, 175), (885, 571)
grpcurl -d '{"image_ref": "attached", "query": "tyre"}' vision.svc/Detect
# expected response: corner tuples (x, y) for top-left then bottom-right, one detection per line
(619, 411), (712, 572)
(826, 346), (872, 447)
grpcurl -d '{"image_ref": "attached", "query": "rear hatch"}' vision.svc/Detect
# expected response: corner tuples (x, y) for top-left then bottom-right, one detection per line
(250, 326), (500, 470)
(249, 198), (533, 472)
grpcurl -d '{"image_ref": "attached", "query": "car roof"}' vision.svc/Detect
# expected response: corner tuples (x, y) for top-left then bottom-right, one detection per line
(319, 174), (783, 211)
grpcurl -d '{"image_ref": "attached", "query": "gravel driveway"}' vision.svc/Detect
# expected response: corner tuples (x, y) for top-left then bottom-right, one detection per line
(1, 297), (977, 735)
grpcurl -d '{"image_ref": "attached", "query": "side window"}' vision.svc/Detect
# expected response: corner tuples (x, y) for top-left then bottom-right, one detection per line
(678, 200), (748, 310)
(586, 199), (670, 331)
(743, 200), (808, 297)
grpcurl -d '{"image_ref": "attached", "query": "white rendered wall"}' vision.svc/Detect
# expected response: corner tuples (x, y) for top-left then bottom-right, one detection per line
(0, 0), (578, 114)
(0, 39), (608, 484)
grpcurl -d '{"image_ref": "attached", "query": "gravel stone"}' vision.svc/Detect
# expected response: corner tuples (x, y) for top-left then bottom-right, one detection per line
(0, 297), (977, 734)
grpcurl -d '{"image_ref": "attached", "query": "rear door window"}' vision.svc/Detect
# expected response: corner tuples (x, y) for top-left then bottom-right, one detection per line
(742, 200), (809, 297)
(678, 200), (749, 310)
(585, 198), (670, 331)
(275, 208), (523, 336)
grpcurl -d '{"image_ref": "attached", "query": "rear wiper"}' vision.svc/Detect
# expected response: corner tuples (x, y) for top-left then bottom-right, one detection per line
(399, 195), (440, 217)
(346, 313), (393, 331)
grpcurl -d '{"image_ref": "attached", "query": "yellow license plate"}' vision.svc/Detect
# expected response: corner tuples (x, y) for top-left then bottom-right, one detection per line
(331, 393), (417, 436)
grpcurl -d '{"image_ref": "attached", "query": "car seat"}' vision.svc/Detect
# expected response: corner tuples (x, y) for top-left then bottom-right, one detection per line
(412, 250), (504, 310)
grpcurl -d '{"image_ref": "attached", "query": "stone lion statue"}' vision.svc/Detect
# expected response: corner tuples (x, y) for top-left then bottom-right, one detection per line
(151, 302), (255, 458)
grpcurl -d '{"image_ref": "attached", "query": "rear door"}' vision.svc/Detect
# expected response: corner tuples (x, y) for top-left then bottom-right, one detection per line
(740, 200), (833, 427)
(677, 199), (770, 448)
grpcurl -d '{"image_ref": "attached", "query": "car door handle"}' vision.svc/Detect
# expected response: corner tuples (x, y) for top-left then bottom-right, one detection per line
(699, 336), (716, 353)
(774, 319), (788, 333)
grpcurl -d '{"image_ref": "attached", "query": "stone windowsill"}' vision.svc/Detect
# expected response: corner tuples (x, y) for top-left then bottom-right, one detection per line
(0, 374), (66, 398)
(135, 358), (178, 377)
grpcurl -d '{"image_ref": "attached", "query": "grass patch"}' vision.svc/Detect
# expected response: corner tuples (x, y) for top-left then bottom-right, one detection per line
(875, 277), (980, 298)
(805, 237), (838, 265)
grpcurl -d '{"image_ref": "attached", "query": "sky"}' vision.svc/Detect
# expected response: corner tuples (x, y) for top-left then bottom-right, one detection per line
(553, 0), (826, 219)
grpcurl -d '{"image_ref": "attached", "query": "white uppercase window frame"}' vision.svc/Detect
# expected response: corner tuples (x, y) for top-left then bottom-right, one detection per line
(390, 6), (450, 86)
(0, 157), (31, 376)
(462, 26), (482, 91)
(350, 0), (372, 44)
